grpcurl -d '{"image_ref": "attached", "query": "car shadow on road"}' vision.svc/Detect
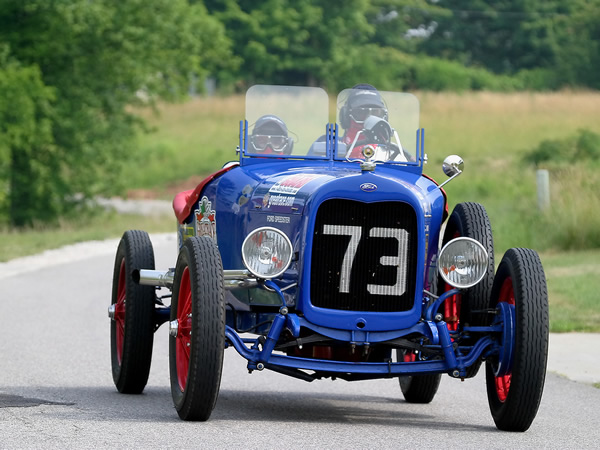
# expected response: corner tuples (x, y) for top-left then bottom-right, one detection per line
(0, 385), (496, 432)
(213, 389), (496, 432)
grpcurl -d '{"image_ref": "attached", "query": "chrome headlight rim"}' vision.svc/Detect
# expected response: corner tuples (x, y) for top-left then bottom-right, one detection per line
(241, 226), (293, 279)
(438, 236), (488, 289)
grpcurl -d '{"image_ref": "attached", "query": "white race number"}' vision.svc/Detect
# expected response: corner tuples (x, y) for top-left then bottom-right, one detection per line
(323, 225), (408, 296)
(323, 225), (361, 293)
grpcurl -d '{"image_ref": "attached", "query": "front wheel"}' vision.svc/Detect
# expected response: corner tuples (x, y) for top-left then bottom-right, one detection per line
(397, 350), (441, 403)
(110, 230), (156, 394)
(169, 236), (225, 421)
(485, 248), (549, 432)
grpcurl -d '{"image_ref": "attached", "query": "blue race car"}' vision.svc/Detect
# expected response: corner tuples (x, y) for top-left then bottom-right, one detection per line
(108, 85), (549, 431)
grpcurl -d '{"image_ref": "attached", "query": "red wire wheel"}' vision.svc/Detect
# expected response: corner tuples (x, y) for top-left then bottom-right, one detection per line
(110, 230), (156, 394)
(175, 267), (192, 391)
(114, 260), (127, 364)
(169, 236), (225, 421)
(485, 248), (549, 431)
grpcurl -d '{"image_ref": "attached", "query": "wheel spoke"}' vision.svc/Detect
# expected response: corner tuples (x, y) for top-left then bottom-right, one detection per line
(176, 335), (190, 391)
(117, 259), (126, 303)
(114, 300), (126, 320)
(116, 319), (125, 364)
(176, 267), (192, 392)
(115, 259), (127, 365)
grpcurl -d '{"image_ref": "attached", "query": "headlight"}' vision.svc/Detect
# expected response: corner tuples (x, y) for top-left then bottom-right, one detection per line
(242, 227), (293, 279)
(438, 237), (488, 288)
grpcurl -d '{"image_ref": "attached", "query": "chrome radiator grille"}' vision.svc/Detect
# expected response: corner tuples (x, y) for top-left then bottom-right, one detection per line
(310, 200), (418, 312)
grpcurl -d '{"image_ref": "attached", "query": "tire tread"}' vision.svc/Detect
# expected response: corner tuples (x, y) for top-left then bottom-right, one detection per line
(486, 248), (549, 431)
(111, 230), (155, 394)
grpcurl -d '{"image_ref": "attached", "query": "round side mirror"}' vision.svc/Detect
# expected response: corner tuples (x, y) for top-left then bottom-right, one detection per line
(442, 155), (464, 177)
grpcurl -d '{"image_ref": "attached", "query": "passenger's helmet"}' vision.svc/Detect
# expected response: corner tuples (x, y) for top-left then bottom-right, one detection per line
(250, 115), (293, 155)
(339, 84), (388, 130)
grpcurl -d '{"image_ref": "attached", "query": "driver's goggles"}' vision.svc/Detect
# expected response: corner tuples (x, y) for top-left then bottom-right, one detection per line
(250, 134), (287, 152)
(349, 107), (388, 123)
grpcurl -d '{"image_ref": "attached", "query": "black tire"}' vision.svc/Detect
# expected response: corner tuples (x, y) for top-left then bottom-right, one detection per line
(440, 202), (495, 326)
(110, 230), (155, 394)
(397, 350), (442, 403)
(169, 236), (225, 421)
(485, 248), (549, 432)
(439, 202), (494, 378)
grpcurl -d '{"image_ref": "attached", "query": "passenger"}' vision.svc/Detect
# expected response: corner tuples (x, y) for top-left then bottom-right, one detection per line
(249, 115), (294, 155)
(339, 83), (388, 148)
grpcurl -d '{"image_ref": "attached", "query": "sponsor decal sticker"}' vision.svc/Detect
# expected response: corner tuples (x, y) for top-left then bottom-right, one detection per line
(269, 174), (324, 195)
(360, 182), (378, 192)
(266, 194), (295, 208)
(266, 215), (291, 224)
(263, 173), (324, 210)
(195, 196), (216, 239)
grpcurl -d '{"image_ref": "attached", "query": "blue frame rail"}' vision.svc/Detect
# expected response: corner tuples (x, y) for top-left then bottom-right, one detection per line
(221, 282), (514, 380)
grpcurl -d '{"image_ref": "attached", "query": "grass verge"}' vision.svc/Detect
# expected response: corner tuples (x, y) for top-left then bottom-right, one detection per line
(0, 212), (173, 262)
(539, 250), (600, 333)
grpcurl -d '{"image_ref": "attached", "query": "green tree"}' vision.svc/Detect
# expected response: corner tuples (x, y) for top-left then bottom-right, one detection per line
(418, 0), (600, 88)
(0, 0), (232, 226)
(418, 1), (560, 73)
(204, 0), (373, 90)
(552, 0), (600, 89)
(0, 47), (55, 226)
(365, 0), (448, 52)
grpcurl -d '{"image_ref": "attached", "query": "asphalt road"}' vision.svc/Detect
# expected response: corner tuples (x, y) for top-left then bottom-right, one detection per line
(1, 233), (599, 449)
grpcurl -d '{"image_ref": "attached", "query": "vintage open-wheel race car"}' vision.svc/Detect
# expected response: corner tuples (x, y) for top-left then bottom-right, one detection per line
(108, 85), (549, 431)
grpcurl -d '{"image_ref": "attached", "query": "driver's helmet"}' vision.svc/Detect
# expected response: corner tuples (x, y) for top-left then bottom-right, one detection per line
(250, 115), (293, 155)
(339, 84), (388, 133)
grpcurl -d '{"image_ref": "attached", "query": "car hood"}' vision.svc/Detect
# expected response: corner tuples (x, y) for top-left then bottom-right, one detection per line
(249, 165), (436, 216)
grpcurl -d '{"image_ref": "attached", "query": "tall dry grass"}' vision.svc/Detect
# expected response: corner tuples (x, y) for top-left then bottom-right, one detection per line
(416, 91), (600, 253)
(419, 91), (600, 162)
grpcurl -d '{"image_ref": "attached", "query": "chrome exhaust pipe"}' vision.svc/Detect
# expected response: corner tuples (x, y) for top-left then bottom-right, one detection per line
(133, 269), (175, 289)
(133, 268), (257, 290)
(224, 270), (258, 290)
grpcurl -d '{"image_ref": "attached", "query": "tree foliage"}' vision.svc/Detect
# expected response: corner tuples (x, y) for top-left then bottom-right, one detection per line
(0, 0), (232, 226)
(417, 0), (600, 88)
(203, 0), (600, 91)
(204, 0), (374, 90)
(1, 0), (600, 227)
(0, 47), (55, 226)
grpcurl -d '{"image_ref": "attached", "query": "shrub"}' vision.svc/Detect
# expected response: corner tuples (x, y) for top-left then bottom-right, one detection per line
(515, 68), (561, 91)
(521, 130), (600, 250)
(523, 129), (600, 167)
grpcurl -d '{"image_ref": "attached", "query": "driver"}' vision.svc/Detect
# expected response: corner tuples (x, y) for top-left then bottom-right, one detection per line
(339, 83), (388, 148)
(250, 115), (293, 155)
